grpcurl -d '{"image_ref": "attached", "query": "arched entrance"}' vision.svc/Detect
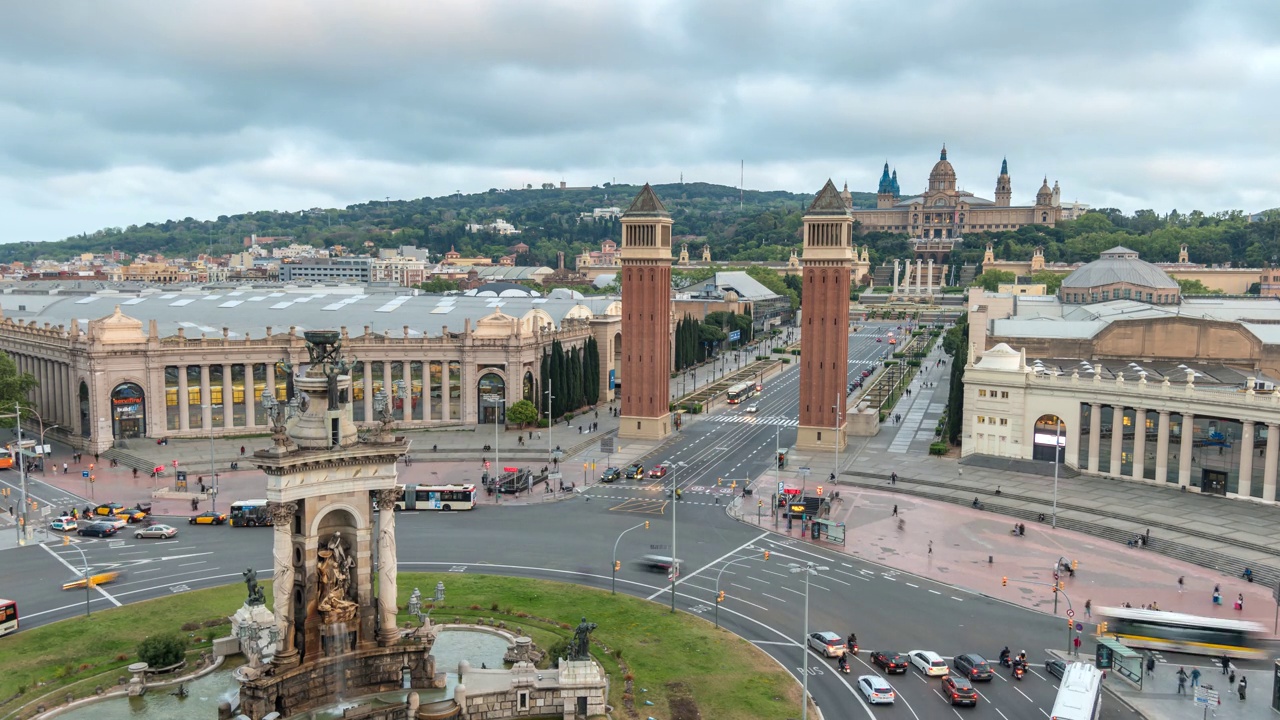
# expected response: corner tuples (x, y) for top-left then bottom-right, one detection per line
(110, 382), (147, 439)
(1032, 414), (1066, 463)
(79, 381), (90, 437)
(611, 331), (622, 400)
(477, 373), (506, 425)
(522, 371), (534, 403)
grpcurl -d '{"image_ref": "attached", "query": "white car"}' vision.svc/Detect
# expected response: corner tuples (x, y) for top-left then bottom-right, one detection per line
(857, 674), (896, 705)
(99, 516), (128, 530)
(135, 524), (178, 539)
(908, 650), (949, 676)
(807, 631), (846, 657)
(745, 404), (759, 413)
(50, 516), (78, 532)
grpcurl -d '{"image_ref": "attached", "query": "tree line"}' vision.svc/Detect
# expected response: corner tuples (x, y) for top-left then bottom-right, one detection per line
(537, 337), (601, 420)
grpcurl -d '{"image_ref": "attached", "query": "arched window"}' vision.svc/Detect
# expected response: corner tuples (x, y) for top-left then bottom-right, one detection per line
(477, 373), (506, 425)
(110, 382), (147, 439)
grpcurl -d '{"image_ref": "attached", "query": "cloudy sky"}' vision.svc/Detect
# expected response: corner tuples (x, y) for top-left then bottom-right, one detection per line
(1, 0), (1277, 243)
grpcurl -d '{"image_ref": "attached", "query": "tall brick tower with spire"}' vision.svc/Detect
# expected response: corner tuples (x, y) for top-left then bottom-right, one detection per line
(618, 184), (674, 440)
(796, 179), (854, 453)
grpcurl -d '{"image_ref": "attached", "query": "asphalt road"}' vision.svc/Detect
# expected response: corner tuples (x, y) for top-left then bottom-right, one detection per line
(1, 324), (1148, 720)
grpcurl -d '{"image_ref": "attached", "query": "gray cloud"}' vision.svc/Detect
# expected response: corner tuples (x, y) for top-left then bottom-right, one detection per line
(0, 0), (1277, 242)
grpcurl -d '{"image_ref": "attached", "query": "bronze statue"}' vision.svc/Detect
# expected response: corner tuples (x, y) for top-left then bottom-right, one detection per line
(570, 617), (596, 661)
(243, 567), (265, 606)
(317, 532), (358, 624)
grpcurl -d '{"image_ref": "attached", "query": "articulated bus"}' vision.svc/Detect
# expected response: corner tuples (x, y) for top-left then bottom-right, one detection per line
(229, 499), (272, 527)
(0, 599), (17, 636)
(726, 382), (757, 404)
(395, 484), (478, 511)
(1050, 662), (1102, 720)
(1097, 606), (1265, 658)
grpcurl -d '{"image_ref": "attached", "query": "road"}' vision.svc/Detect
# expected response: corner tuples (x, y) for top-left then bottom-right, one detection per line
(1, 324), (1147, 719)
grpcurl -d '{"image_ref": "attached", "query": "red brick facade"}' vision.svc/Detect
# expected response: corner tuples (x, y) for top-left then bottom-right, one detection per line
(799, 262), (851, 432)
(621, 262), (672, 421)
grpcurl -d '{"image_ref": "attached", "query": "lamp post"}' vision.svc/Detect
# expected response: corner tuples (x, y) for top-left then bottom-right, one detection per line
(714, 554), (762, 629)
(669, 463), (679, 613)
(1052, 418), (1062, 529)
(63, 537), (92, 616)
(789, 561), (828, 720)
(611, 521), (649, 595)
(481, 390), (504, 488)
(202, 403), (220, 512)
(6, 403), (30, 544)
(832, 395), (841, 484)
(545, 380), (555, 465)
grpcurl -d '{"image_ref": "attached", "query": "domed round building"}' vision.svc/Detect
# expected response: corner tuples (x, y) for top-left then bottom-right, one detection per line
(1059, 247), (1181, 305)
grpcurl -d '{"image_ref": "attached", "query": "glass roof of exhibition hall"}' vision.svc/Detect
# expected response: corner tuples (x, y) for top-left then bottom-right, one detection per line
(994, 296), (1280, 342)
(1022, 358), (1280, 389)
(0, 282), (618, 339)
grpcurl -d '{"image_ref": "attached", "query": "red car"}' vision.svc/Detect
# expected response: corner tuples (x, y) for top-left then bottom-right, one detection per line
(871, 651), (908, 674)
(648, 464), (669, 479)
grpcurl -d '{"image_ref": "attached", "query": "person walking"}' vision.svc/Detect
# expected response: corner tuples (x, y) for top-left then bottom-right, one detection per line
(1222, 654), (1231, 674)
(1235, 593), (1244, 611)
(1146, 655), (1155, 677)
(1073, 635), (1081, 656)
(1238, 675), (1247, 700)
(927, 540), (933, 555)
(1176, 667), (1188, 694)
(892, 504), (898, 517)
(1177, 575), (1184, 593)
(890, 472), (897, 485)
(1191, 667), (1201, 687)
(62, 462), (68, 474)
(1084, 599), (1092, 618)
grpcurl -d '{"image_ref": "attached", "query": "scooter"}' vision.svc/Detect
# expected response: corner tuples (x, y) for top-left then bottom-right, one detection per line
(1012, 664), (1025, 680)
(999, 656), (1011, 668)
(847, 643), (859, 656)
(838, 658), (851, 674)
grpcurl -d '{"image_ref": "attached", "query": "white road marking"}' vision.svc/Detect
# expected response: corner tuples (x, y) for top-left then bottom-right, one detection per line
(38, 542), (122, 607)
(761, 592), (788, 604)
(781, 586), (805, 597)
(929, 589), (942, 595)
(644, 530), (770, 601)
(951, 596), (964, 602)
(905, 582), (919, 588)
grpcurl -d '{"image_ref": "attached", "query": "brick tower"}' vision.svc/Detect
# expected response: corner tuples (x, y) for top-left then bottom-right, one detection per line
(618, 184), (674, 440)
(796, 180), (854, 452)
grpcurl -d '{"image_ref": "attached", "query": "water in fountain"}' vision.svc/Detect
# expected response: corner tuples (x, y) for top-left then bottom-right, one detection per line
(321, 621), (353, 699)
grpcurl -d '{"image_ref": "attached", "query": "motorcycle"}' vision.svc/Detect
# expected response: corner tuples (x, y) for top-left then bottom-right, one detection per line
(999, 655), (1011, 668)
(847, 643), (858, 656)
(838, 658), (850, 674)
(1012, 664), (1025, 680)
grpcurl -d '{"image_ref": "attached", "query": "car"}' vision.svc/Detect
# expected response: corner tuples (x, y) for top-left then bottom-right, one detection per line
(861, 370), (871, 378)
(745, 404), (759, 413)
(648, 464), (669, 479)
(807, 631), (846, 658)
(624, 464), (645, 479)
(754, 383), (763, 392)
(908, 650), (949, 676)
(94, 502), (148, 523)
(50, 516), (78, 532)
(953, 653), (993, 681)
(852, 380), (863, 389)
(857, 675), (896, 705)
(600, 467), (622, 483)
(634, 555), (682, 573)
(1045, 658), (1066, 679)
(189, 511), (228, 525)
(871, 650), (908, 674)
(98, 516), (128, 530)
(876, 337), (883, 343)
(941, 675), (979, 706)
(135, 524), (178, 539)
(62, 570), (121, 591)
(77, 521), (118, 538)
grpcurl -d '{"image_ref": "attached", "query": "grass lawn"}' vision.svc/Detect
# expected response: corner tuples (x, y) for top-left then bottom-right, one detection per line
(0, 574), (801, 720)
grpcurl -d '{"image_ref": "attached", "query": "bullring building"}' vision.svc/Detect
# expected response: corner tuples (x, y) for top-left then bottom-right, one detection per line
(0, 281), (620, 453)
(964, 249), (1280, 504)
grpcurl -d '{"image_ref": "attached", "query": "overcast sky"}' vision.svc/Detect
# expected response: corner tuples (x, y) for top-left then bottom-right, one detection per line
(1, 0), (1277, 244)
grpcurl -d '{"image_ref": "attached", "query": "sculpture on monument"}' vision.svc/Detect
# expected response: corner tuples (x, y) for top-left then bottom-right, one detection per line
(243, 567), (266, 606)
(570, 617), (597, 661)
(317, 532), (359, 624)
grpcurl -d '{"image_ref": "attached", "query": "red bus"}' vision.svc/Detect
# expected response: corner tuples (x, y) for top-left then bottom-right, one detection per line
(0, 599), (17, 636)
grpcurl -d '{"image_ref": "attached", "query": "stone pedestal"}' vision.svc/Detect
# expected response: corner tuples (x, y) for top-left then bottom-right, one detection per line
(558, 660), (607, 719)
(846, 402), (881, 437)
(231, 603), (280, 666)
(127, 662), (148, 697)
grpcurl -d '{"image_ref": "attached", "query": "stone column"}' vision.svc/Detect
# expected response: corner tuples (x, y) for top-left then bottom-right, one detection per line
(269, 501), (298, 667)
(222, 364), (234, 430)
(200, 365), (212, 430)
(1263, 423), (1279, 502)
(1154, 410), (1170, 484)
(927, 259), (934, 293)
(382, 362), (392, 414)
(363, 360), (375, 421)
(1238, 421), (1255, 497)
(1087, 403), (1102, 472)
(1109, 405), (1124, 477)
(421, 361), (433, 421)
(265, 362), (276, 409)
(1178, 413), (1194, 487)
(401, 361), (412, 422)
(442, 362), (452, 422)
(1132, 408), (1147, 481)
(244, 364), (256, 428)
(916, 259), (923, 294)
(375, 489), (400, 645)
(178, 366), (190, 431)
(892, 260), (900, 296)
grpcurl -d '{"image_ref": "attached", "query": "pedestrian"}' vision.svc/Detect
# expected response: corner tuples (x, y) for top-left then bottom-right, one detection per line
(892, 504), (898, 517)
(1146, 655), (1155, 677)
(1178, 575), (1184, 593)
(1238, 675), (1247, 700)
(1073, 635), (1081, 656)
(1085, 599), (1092, 618)
(1191, 667), (1201, 687)
(928, 540), (933, 555)
(1176, 667), (1188, 694)
(1235, 593), (1244, 611)
(63, 462), (68, 474)
(890, 472), (897, 485)
(1222, 654), (1231, 675)
(190, 497), (199, 511)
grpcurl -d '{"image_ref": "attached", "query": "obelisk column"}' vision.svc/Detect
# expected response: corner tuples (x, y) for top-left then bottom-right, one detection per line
(618, 184), (675, 441)
(376, 489), (400, 645)
(269, 501), (299, 667)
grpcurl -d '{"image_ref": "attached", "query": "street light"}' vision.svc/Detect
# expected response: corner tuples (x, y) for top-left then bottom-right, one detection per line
(611, 521), (649, 595)
(1052, 418), (1062, 529)
(669, 462), (679, 613)
(62, 535), (92, 616)
(202, 403), (221, 512)
(714, 553), (763, 628)
(789, 561), (828, 720)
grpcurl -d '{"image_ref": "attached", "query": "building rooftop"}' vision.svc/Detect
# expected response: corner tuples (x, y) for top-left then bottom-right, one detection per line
(1060, 246), (1180, 291)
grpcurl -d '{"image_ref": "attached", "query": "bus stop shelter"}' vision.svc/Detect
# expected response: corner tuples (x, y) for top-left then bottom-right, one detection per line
(809, 518), (846, 546)
(1095, 638), (1142, 689)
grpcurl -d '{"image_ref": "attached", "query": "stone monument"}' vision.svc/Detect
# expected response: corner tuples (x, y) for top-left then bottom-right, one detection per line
(237, 330), (437, 720)
(229, 567), (279, 674)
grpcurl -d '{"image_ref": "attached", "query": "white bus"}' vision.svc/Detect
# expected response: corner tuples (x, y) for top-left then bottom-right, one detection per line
(395, 483), (478, 511)
(1097, 606), (1265, 658)
(1050, 662), (1102, 720)
(726, 382), (756, 404)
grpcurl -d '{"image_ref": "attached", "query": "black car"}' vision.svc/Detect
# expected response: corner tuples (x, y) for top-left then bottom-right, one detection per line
(600, 467), (622, 483)
(77, 521), (118, 538)
(1045, 658), (1066, 678)
(953, 653), (993, 681)
(871, 651), (908, 674)
(941, 675), (979, 706)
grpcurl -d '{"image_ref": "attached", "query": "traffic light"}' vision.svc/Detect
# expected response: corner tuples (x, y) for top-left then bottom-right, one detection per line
(1059, 580), (1066, 591)
(717, 477), (722, 486)
(614, 561), (621, 572)
(89, 463), (94, 470)
(1071, 559), (1078, 571)
(1052, 586), (1059, 594)
(644, 521), (650, 530)
(763, 551), (771, 561)
(89, 475), (95, 484)
(816, 486), (823, 496)
(1001, 576), (1007, 587)
(1097, 622), (1108, 634)
(716, 590), (725, 603)
(1067, 617), (1074, 628)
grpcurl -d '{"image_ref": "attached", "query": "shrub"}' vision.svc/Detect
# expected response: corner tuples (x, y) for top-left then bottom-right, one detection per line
(136, 633), (186, 668)
(929, 442), (948, 456)
(772, 348), (786, 354)
(547, 636), (573, 667)
(789, 349), (800, 356)
(906, 360), (921, 367)
(537, 418), (549, 428)
(883, 360), (899, 367)
(755, 355), (768, 361)
(891, 352), (905, 358)
(780, 358), (791, 364)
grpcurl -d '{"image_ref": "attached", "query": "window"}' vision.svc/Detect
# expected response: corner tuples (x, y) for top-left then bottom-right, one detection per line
(978, 389), (987, 397)
(977, 416), (986, 424)
(1001, 391), (1009, 399)
(999, 418), (1008, 426)
(1123, 289), (1131, 299)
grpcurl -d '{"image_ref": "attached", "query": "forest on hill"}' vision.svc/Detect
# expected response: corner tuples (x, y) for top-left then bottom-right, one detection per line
(3, 178), (1276, 274)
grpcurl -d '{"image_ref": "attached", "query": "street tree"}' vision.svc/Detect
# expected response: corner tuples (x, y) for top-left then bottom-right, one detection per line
(507, 399), (539, 428)
(0, 352), (37, 428)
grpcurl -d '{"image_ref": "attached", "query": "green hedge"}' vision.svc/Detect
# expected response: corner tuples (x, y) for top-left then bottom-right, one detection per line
(883, 360), (899, 367)
(780, 358), (791, 364)
(773, 348), (787, 354)
(929, 442), (948, 456)
(789, 349), (801, 356)
(906, 360), (921, 367)
(755, 355), (769, 361)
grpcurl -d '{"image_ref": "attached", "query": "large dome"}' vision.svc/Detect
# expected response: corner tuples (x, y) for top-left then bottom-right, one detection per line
(928, 146), (956, 192)
(1060, 246), (1180, 304)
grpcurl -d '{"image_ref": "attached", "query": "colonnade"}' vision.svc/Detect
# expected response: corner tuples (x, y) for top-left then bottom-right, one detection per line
(891, 258), (937, 295)
(8, 352), (78, 436)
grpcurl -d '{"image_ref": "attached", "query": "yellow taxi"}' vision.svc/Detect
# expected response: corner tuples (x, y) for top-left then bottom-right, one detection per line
(62, 571), (121, 591)
(189, 510), (229, 525)
(93, 503), (147, 524)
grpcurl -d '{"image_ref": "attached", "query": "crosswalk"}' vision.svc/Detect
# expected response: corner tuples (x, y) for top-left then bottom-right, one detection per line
(703, 415), (799, 427)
